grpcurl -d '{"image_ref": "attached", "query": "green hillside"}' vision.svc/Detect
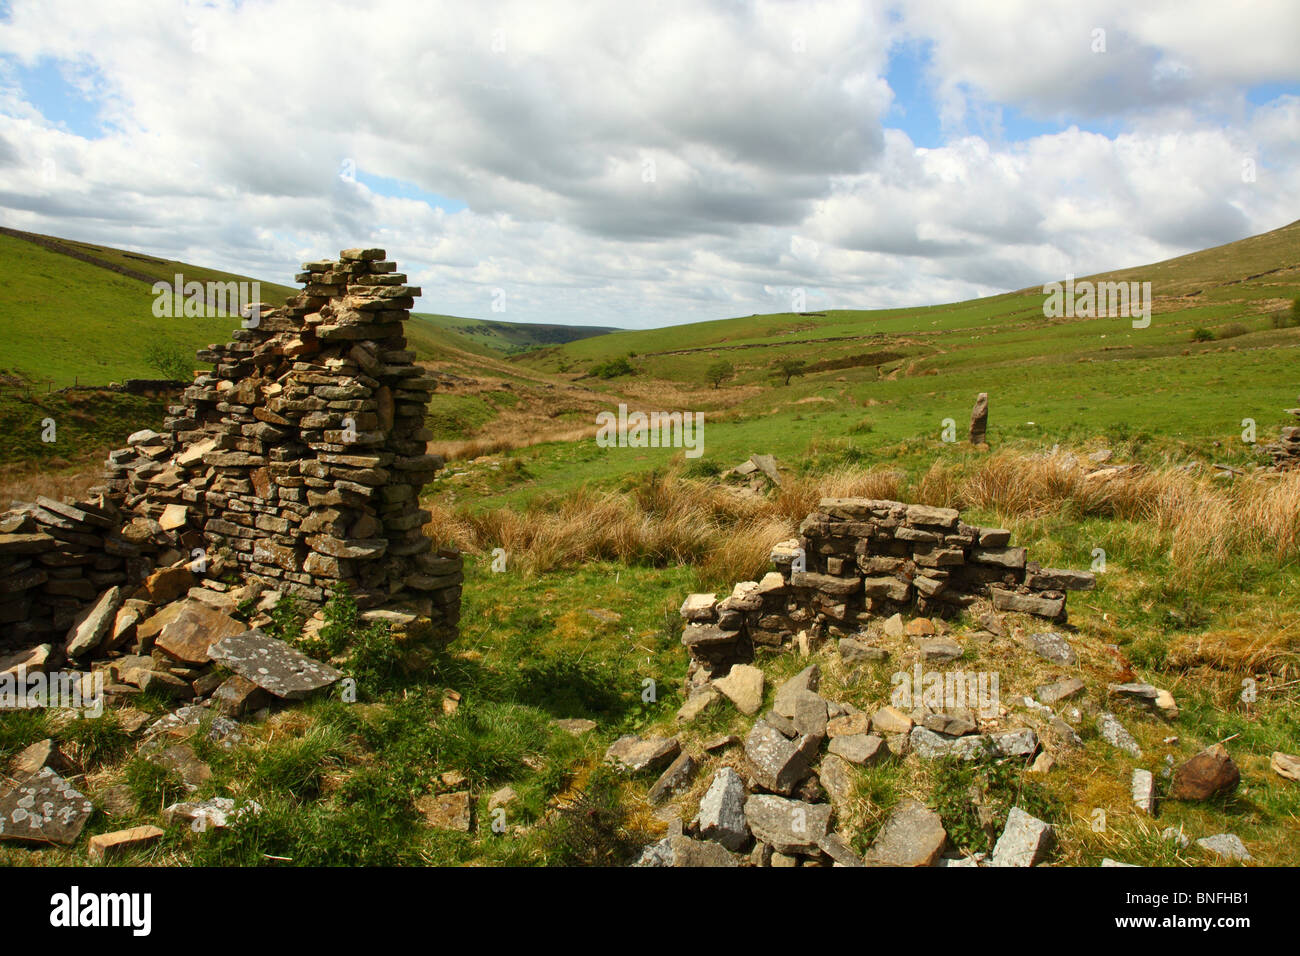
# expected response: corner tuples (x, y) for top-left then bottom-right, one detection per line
(0, 231), (245, 387)
(0, 229), (618, 386)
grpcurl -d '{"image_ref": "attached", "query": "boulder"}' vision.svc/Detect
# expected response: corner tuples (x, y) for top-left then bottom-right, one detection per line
(1169, 744), (1239, 801)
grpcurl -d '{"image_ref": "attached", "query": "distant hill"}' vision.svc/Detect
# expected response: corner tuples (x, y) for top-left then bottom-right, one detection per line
(516, 218), (1300, 383)
(412, 312), (620, 354)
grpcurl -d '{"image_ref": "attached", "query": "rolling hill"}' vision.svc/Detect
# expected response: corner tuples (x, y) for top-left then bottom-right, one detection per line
(0, 228), (618, 386)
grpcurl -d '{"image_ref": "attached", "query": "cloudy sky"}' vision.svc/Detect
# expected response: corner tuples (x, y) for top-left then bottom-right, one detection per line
(1, 0), (1297, 329)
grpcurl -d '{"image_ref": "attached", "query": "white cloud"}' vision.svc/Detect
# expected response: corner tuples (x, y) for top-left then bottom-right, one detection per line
(0, 0), (1296, 329)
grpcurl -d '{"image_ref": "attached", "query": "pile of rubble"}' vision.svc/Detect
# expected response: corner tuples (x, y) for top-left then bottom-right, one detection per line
(0, 496), (140, 642)
(620, 659), (1056, 868)
(0, 609), (342, 851)
(680, 496), (1094, 680)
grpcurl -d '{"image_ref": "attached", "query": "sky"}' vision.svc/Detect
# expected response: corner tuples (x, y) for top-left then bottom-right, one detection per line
(0, 0), (1297, 330)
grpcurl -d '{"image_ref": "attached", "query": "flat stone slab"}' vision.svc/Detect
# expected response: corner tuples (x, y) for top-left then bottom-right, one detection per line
(88, 825), (164, 861)
(1029, 631), (1077, 665)
(828, 733), (885, 765)
(153, 600), (245, 665)
(647, 752), (697, 805)
(1096, 712), (1142, 757)
(634, 834), (742, 867)
(416, 791), (472, 831)
(744, 721), (818, 795)
(1036, 677), (1086, 705)
(164, 796), (262, 831)
(207, 628), (343, 699)
(0, 767), (94, 845)
(744, 794), (831, 855)
(65, 586), (125, 658)
(864, 799), (946, 866)
(605, 735), (680, 774)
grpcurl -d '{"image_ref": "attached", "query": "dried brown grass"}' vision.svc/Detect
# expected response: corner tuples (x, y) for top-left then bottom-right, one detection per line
(424, 449), (1300, 587)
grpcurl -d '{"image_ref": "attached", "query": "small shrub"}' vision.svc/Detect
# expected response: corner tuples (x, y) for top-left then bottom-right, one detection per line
(1190, 327), (1214, 342)
(540, 766), (649, 866)
(590, 356), (635, 379)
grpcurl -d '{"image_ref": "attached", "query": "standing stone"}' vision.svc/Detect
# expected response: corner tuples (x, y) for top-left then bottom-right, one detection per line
(698, 767), (749, 851)
(969, 392), (989, 446)
(991, 806), (1055, 867)
(65, 586), (125, 658)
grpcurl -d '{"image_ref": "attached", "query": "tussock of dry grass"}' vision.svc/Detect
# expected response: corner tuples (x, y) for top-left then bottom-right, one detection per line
(429, 425), (595, 463)
(940, 451), (1300, 569)
(426, 450), (1300, 588)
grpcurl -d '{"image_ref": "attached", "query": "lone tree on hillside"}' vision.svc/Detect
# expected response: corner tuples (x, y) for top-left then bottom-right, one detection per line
(705, 359), (734, 389)
(773, 358), (806, 386)
(144, 342), (193, 381)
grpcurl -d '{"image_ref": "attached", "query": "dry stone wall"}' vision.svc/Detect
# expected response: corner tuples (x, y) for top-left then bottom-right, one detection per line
(681, 496), (1094, 677)
(0, 247), (461, 648)
(1262, 397), (1300, 471)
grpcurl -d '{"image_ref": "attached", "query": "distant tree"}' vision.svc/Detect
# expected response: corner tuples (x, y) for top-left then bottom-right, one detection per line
(705, 360), (734, 389)
(773, 358), (806, 386)
(143, 342), (193, 380)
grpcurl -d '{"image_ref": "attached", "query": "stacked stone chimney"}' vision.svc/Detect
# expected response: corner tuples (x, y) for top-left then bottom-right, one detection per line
(100, 247), (461, 633)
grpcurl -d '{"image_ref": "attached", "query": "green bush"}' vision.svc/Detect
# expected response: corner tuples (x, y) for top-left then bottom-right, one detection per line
(590, 356), (635, 379)
(1190, 327), (1214, 342)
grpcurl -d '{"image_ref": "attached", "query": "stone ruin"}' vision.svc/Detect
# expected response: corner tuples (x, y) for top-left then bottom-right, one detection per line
(0, 247), (461, 656)
(679, 497), (1094, 679)
(1261, 396), (1300, 471)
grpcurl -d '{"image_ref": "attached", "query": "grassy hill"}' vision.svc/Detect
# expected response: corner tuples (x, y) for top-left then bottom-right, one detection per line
(0, 229), (618, 387)
(481, 218), (1300, 505)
